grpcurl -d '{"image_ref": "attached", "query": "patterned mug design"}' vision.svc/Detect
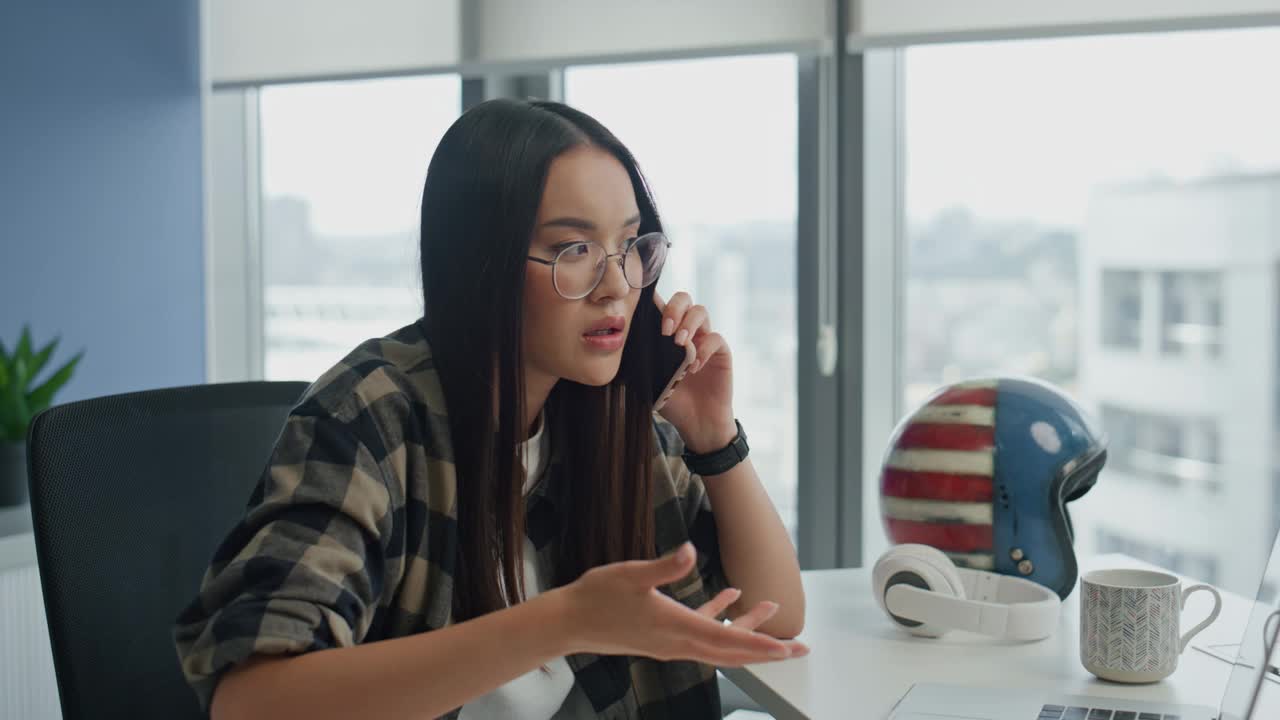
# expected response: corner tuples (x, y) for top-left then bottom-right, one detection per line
(1080, 568), (1221, 683)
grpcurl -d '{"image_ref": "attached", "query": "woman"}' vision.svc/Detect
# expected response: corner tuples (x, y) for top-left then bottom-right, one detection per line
(175, 98), (806, 720)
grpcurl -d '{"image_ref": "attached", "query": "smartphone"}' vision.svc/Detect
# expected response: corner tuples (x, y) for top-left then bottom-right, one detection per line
(648, 312), (697, 412)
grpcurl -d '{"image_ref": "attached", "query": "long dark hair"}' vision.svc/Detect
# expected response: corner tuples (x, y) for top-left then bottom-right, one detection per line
(419, 99), (664, 622)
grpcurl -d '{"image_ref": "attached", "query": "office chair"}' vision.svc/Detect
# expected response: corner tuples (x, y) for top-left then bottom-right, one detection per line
(25, 381), (309, 720)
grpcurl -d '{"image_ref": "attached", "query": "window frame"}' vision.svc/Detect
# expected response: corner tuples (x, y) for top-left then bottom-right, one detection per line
(206, 88), (265, 383)
(203, 4), (1280, 571)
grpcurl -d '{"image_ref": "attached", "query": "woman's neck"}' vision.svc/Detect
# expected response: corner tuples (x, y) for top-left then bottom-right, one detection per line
(522, 368), (558, 441)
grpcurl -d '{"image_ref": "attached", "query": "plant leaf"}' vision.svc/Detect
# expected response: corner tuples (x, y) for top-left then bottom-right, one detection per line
(0, 357), (30, 441)
(0, 339), (12, 440)
(0, 370), (14, 440)
(27, 337), (59, 389)
(15, 325), (33, 369)
(0, 417), (19, 444)
(26, 351), (82, 413)
(11, 347), (30, 391)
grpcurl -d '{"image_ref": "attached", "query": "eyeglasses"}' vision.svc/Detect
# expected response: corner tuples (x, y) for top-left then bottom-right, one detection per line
(526, 231), (670, 300)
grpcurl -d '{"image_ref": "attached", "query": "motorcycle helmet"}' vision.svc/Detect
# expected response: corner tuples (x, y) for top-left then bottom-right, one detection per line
(880, 377), (1107, 599)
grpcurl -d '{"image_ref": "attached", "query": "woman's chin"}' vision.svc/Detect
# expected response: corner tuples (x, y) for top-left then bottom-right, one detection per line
(565, 360), (621, 387)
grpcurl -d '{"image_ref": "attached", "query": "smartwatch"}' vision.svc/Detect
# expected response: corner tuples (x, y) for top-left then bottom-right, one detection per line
(681, 419), (749, 476)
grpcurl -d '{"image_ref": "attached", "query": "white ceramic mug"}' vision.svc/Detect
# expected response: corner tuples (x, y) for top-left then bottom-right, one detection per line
(1080, 568), (1222, 683)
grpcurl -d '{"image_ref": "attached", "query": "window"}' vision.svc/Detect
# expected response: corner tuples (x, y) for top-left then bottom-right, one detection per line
(1101, 404), (1220, 491)
(565, 55), (800, 539)
(901, 28), (1280, 595)
(1095, 529), (1219, 586)
(258, 75), (461, 381)
(1161, 271), (1223, 358)
(1101, 270), (1141, 350)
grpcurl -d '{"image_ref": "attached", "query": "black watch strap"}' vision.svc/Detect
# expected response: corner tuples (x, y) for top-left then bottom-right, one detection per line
(681, 419), (749, 476)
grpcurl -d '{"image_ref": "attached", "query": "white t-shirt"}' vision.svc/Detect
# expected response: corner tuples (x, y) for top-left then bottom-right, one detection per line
(458, 417), (595, 719)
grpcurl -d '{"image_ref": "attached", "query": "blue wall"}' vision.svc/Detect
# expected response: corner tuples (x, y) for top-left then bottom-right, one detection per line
(0, 1), (206, 404)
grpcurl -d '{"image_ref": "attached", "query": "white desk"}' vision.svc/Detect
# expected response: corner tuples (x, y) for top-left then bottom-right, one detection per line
(722, 555), (1253, 720)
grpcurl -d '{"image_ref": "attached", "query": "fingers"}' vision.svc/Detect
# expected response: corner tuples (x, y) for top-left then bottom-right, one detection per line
(652, 291), (667, 314)
(728, 600), (779, 632)
(672, 303), (709, 348)
(680, 617), (793, 665)
(726, 603), (811, 658)
(656, 293), (718, 362)
(685, 627), (810, 667)
(681, 638), (788, 668)
(654, 596), (809, 667)
(696, 588), (743, 619)
(660, 292), (693, 338)
(689, 331), (725, 374)
(783, 640), (811, 658)
(707, 642), (808, 667)
(686, 608), (785, 652)
(624, 542), (695, 589)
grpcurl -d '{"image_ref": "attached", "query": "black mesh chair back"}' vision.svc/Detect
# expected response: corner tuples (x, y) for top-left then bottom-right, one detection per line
(25, 381), (310, 720)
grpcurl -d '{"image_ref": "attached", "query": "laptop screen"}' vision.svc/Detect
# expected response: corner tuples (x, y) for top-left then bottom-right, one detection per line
(1219, 527), (1280, 720)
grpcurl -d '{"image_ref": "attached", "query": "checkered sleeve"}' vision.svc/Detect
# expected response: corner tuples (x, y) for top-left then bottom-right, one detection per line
(172, 395), (396, 712)
(652, 417), (731, 602)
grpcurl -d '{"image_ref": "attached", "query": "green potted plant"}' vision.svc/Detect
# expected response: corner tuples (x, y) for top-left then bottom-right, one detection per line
(1, 326), (83, 507)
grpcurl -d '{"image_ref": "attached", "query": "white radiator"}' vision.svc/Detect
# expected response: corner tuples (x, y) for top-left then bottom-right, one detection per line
(0, 536), (61, 720)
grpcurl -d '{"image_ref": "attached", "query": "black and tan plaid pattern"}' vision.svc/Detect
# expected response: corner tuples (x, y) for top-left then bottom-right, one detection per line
(173, 319), (730, 718)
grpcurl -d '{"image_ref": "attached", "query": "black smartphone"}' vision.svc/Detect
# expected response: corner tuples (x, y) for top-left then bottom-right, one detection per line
(646, 309), (696, 412)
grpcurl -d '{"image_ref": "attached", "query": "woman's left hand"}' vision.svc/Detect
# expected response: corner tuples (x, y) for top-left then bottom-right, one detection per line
(653, 292), (737, 455)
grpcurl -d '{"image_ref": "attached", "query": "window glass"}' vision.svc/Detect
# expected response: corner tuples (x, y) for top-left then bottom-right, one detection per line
(903, 29), (1280, 594)
(259, 75), (461, 380)
(567, 55), (800, 539)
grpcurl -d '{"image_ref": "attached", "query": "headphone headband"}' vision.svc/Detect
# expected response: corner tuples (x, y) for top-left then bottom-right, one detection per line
(874, 544), (1061, 641)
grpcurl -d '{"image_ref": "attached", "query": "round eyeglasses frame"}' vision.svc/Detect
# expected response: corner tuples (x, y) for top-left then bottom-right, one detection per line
(526, 231), (671, 300)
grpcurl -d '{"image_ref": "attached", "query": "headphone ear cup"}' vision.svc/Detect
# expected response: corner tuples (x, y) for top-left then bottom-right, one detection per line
(873, 544), (967, 638)
(890, 544), (967, 598)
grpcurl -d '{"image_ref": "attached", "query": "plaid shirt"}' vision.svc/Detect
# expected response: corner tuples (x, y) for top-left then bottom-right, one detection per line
(173, 319), (730, 718)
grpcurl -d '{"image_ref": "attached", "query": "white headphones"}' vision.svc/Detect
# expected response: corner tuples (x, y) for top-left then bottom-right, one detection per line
(872, 544), (1061, 641)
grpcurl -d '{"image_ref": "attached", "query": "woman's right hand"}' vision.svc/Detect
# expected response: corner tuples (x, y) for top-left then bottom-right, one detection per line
(558, 542), (810, 667)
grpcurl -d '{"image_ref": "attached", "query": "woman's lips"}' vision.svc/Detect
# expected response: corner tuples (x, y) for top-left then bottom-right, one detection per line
(582, 327), (625, 351)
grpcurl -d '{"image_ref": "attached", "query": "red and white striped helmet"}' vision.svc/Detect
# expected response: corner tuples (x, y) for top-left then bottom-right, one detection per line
(879, 377), (1107, 598)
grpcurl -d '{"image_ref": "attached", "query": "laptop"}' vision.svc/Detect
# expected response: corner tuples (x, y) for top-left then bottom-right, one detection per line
(887, 528), (1280, 720)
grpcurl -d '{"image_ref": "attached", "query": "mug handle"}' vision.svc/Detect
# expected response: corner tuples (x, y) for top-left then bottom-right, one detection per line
(1179, 584), (1223, 653)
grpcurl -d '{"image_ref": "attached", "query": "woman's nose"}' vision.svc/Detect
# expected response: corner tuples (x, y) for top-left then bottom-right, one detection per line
(592, 254), (631, 300)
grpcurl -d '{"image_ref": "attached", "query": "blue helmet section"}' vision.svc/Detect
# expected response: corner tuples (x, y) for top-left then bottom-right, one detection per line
(992, 378), (1108, 598)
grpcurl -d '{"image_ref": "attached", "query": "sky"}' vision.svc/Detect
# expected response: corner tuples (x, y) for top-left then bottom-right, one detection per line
(565, 54), (799, 229)
(905, 27), (1280, 228)
(256, 26), (1280, 237)
(258, 55), (799, 237)
(259, 74), (461, 237)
